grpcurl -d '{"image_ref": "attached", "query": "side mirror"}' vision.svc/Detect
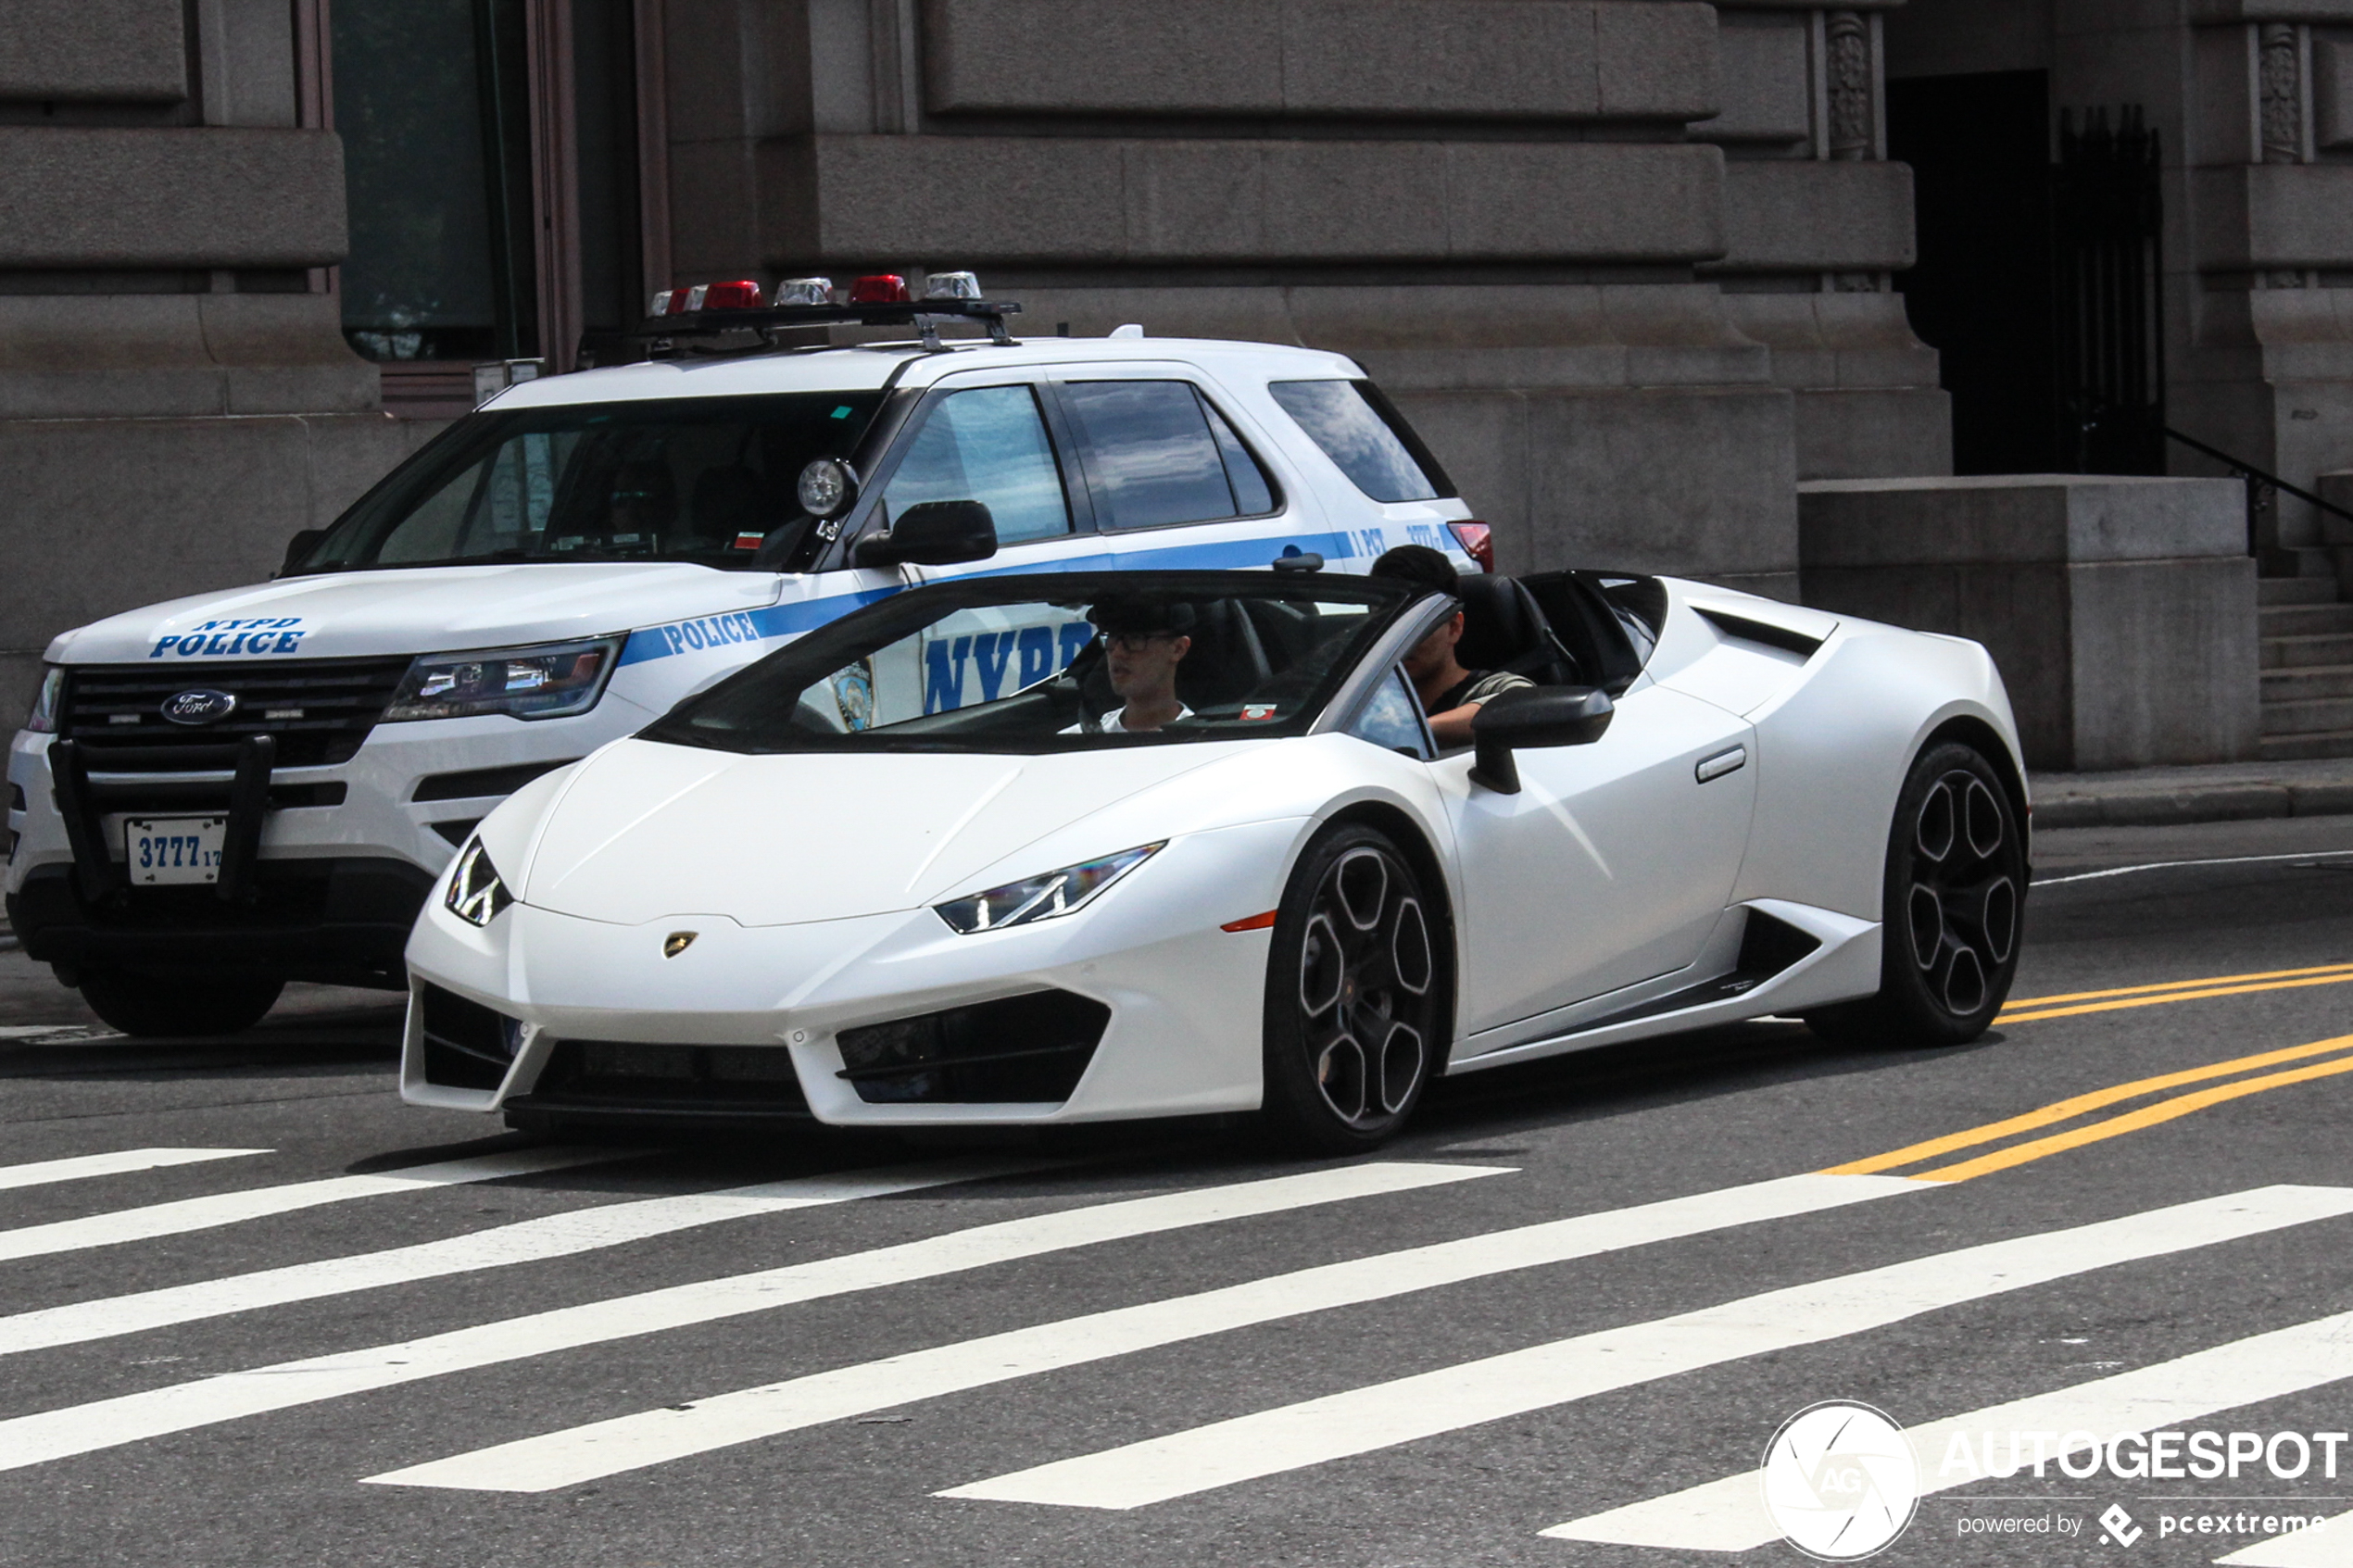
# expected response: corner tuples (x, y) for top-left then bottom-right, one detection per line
(1468, 685), (1614, 795)
(278, 528), (329, 577)
(855, 499), (999, 568)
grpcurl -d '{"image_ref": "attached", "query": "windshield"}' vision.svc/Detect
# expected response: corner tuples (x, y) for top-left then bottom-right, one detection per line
(641, 572), (1415, 755)
(297, 392), (885, 571)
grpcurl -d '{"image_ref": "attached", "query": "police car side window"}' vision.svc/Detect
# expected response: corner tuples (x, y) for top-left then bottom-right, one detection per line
(1267, 380), (1447, 504)
(883, 385), (1071, 545)
(1063, 381), (1273, 529)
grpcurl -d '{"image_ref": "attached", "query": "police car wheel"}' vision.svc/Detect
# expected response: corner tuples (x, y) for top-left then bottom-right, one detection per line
(1804, 741), (2024, 1049)
(76, 969), (285, 1039)
(1260, 824), (1442, 1155)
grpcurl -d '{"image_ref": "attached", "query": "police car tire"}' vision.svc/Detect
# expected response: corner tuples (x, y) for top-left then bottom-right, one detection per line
(77, 969), (285, 1039)
(1260, 823), (1443, 1155)
(1803, 741), (2024, 1050)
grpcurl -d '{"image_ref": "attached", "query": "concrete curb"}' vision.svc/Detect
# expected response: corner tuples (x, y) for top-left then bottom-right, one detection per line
(2030, 761), (2353, 830)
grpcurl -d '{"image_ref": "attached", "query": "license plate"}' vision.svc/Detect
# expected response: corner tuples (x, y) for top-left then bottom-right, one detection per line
(125, 817), (228, 885)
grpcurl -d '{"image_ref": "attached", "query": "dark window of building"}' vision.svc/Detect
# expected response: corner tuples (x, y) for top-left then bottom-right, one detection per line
(333, 0), (538, 363)
(573, 3), (645, 366)
(1064, 382), (1270, 529)
(1269, 380), (1449, 502)
(1888, 70), (2057, 474)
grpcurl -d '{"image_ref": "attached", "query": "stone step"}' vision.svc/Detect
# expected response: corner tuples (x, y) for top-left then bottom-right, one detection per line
(2268, 545), (2341, 580)
(2262, 632), (2353, 669)
(2258, 728), (2353, 760)
(2259, 575), (2341, 606)
(2260, 603), (2353, 636)
(2260, 695), (2353, 734)
(2262, 664), (2353, 701)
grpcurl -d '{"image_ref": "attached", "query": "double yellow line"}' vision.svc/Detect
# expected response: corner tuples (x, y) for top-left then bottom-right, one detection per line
(1826, 1031), (2353, 1183)
(1994, 960), (2353, 1024)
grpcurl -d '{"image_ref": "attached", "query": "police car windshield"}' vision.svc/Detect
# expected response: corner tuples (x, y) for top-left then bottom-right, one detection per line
(642, 572), (1413, 755)
(296, 392), (884, 571)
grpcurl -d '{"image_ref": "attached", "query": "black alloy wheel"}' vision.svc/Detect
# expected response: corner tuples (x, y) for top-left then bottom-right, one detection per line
(76, 969), (285, 1038)
(1262, 824), (1444, 1153)
(1805, 741), (2024, 1048)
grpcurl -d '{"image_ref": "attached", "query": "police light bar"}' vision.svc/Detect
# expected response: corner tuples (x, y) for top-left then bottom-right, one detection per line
(632, 270), (1021, 346)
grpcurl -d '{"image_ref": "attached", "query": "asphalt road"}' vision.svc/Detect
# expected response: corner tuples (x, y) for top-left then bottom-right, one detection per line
(4, 812), (2353, 1568)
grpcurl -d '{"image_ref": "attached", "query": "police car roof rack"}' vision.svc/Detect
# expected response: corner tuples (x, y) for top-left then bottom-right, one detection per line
(632, 297), (1022, 355)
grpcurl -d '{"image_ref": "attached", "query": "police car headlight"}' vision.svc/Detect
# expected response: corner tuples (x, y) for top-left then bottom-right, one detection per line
(24, 666), (63, 734)
(934, 843), (1162, 935)
(445, 837), (514, 927)
(384, 637), (622, 722)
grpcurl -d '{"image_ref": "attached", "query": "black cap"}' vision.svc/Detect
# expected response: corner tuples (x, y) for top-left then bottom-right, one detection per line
(1087, 596), (1197, 636)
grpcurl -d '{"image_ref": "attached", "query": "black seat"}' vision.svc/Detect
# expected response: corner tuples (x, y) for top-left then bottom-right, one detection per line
(688, 466), (765, 546)
(1453, 574), (1580, 686)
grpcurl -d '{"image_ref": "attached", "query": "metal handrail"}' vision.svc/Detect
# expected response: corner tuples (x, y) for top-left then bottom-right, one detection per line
(2160, 424), (2353, 558)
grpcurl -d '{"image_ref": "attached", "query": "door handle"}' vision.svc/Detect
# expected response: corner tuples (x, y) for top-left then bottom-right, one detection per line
(1695, 745), (1747, 784)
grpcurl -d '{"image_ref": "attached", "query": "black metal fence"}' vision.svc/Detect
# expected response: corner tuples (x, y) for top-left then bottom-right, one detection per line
(2052, 106), (2167, 474)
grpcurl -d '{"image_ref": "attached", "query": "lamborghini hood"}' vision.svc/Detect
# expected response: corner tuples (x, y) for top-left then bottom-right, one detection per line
(517, 739), (1235, 927)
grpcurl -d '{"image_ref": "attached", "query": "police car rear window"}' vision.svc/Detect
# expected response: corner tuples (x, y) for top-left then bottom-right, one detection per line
(1267, 380), (1453, 504)
(299, 392), (883, 571)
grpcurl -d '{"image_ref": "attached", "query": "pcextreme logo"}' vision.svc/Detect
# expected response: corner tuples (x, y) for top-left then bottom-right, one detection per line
(1761, 1401), (1920, 1561)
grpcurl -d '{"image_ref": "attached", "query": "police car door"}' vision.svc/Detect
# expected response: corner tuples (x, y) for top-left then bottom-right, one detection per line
(840, 370), (1104, 723)
(1042, 367), (1326, 571)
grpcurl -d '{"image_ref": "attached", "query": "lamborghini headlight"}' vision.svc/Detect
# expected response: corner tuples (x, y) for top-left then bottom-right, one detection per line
(934, 843), (1163, 935)
(445, 837), (514, 926)
(384, 636), (623, 722)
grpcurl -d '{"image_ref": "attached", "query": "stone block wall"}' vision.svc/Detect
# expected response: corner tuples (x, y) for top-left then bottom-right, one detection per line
(1800, 474), (2259, 769)
(659, 0), (1949, 597)
(0, 0), (391, 722)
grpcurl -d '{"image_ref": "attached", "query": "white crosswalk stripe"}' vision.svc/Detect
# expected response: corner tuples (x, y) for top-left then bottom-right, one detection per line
(0, 1148), (266, 1194)
(364, 1171), (1921, 1492)
(0, 1147), (618, 1264)
(1541, 1306), (2353, 1551)
(0, 1158), (1047, 1358)
(942, 1185), (2353, 1510)
(2217, 1509), (2353, 1566)
(0, 1160), (1500, 1475)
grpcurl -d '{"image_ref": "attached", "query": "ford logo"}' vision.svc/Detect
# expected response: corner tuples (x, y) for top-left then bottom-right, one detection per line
(161, 688), (238, 726)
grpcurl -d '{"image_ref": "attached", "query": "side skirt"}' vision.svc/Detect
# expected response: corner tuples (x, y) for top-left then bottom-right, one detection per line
(1441, 901), (1880, 1075)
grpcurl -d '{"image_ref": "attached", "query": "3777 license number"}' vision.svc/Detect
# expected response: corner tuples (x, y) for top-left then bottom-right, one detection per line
(124, 817), (227, 885)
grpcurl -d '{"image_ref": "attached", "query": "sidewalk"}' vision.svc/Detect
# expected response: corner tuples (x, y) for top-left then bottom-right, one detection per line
(2030, 758), (2353, 829)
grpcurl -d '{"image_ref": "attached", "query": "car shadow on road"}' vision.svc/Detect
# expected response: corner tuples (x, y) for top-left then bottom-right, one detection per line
(1408, 1018), (2007, 1146)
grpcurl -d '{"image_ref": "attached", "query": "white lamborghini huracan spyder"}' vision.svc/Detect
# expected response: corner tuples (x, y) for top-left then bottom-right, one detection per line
(402, 567), (2027, 1151)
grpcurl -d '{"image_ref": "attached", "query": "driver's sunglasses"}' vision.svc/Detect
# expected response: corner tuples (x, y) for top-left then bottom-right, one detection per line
(611, 489), (663, 503)
(1105, 632), (1178, 653)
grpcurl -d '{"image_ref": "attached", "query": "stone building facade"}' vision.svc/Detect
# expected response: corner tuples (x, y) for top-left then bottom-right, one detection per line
(1, 0), (2347, 749)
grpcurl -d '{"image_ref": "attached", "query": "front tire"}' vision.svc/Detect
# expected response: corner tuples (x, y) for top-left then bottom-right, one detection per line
(77, 969), (285, 1038)
(1806, 741), (2025, 1048)
(1261, 825), (1444, 1154)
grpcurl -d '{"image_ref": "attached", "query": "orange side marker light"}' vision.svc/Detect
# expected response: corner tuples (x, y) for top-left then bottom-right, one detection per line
(1221, 910), (1278, 933)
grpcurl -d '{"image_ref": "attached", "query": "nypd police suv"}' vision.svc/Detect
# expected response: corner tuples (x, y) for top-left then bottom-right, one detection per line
(5, 275), (1484, 1035)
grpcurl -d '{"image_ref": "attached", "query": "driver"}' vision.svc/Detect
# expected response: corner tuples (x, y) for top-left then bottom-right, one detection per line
(1370, 545), (1532, 747)
(1083, 596), (1195, 734)
(604, 462), (674, 545)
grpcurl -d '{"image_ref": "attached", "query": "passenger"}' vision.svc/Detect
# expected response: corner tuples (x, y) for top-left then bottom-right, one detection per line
(1084, 597), (1196, 734)
(1369, 545), (1533, 748)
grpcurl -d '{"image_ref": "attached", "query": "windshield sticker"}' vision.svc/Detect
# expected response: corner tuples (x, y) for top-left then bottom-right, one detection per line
(148, 618), (308, 659)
